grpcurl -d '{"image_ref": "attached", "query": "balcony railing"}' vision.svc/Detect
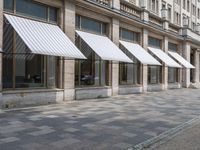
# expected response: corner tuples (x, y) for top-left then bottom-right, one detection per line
(91, 0), (111, 6)
(149, 15), (162, 28)
(120, 3), (140, 18)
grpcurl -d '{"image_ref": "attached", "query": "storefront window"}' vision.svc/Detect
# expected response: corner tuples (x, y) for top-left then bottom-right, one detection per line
(119, 28), (140, 85)
(168, 67), (178, 83)
(148, 36), (162, 84)
(75, 16), (109, 87)
(119, 63), (140, 85)
(168, 42), (179, 83)
(3, 0), (58, 23)
(75, 38), (109, 87)
(148, 66), (162, 84)
(2, 20), (58, 89)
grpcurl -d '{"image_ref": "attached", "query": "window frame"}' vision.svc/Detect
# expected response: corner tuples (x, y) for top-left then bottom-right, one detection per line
(3, 0), (59, 24)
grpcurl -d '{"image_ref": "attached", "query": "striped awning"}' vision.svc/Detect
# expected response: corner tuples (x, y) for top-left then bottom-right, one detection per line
(148, 47), (182, 68)
(76, 30), (132, 63)
(119, 40), (161, 65)
(168, 51), (195, 69)
(4, 14), (86, 59)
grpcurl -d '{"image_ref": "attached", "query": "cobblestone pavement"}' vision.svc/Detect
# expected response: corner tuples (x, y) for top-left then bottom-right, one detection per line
(1, 89), (200, 150)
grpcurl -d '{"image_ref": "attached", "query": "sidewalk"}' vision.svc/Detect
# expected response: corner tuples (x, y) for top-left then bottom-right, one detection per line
(148, 123), (200, 150)
(1, 89), (200, 150)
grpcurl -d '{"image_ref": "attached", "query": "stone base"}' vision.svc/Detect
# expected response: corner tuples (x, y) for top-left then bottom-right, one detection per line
(168, 83), (181, 89)
(119, 86), (142, 95)
(147, 84), (164, 92)
(0, 90), (64, 109)
(189, 83), (200, 89)
(75, 87), (112, 100)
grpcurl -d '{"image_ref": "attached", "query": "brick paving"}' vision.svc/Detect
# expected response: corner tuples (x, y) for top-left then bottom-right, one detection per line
(0, 89), (200, 150)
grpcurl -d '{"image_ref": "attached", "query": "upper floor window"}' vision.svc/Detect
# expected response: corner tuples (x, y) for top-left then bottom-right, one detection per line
(76, 15), (107, 35)
(3, 0), (58, 23)
(192, 4), (196, 16)
(119, 28), (140, 43)
(174, 12), (181, 25)
(198, 8), (200, 19)
(192, 22), (196, 31)
(187, 0), (190, 12)
(183, 0), (186, 9)
(149, 0), (159, 14)
(148, 36), (161, 48)
(168, 5), (172, 22)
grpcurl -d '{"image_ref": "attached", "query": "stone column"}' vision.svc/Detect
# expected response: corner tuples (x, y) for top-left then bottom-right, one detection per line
(63, 0), (76, 100)
(178, 44), (183, 86)
(182, 42), (191, 88)
(163, 36), (168, 90)
(0, 0), (3, 94)
(111, 18), (119, 96)
(112, 0), (120, 10)
(194, 50), (200, 83)
(141, 29), (148, 92)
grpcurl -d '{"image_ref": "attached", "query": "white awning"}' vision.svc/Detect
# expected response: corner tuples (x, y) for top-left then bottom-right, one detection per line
(119, 40), (161, 65)
(76, 30), (132, 63)
(148, 47), (182, 68)
(168, 51), (195, 69)
(4, 14), (86, 59)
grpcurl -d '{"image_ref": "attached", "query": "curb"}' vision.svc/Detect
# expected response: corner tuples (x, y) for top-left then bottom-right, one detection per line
(127, 116), (200, 150)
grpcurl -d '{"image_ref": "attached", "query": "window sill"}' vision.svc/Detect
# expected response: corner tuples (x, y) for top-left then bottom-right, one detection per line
(75, 86), (111, 90)
(2, 88), (64, 94)
(119, 84), (142, 88)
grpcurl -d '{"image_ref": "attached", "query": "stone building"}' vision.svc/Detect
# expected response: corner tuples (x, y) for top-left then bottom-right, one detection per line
(0, 0), (199, 108)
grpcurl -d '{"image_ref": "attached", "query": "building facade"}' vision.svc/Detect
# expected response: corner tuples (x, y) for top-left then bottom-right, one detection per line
(0, 0), (199, 108)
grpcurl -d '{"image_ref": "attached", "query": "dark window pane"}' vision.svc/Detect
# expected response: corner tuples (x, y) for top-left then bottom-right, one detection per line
(47, 56), (57, 88)
(3, 21), (13, 88)
(168, 67), (178, 83)
(49, 7), (57, 23)
(168, 43), (178, 52)
(119, 63), (140, 85)
(75, 37), (109, 86)
(148, 37), (161, 48)
(4, 0), (13, 12)
(120, 28), (139, 42)
(16, 0), (47, 21)
(102, 24), (107, 34)
(121, 29), (134, 41)
(148, 66), (162, 84)
(75, 15), (80, 28)
(15, 34), (45, 88)
(81, 17), (102, 34)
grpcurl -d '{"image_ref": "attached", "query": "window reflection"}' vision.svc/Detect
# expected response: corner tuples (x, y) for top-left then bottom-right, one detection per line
(168, 67), (178, 83)
(148, 66), (162, 84)
(75, 38), (109, 87)
(3, 20), (57, 89)
(16, 0), (47, 20)
(119, 63), (140, 85)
